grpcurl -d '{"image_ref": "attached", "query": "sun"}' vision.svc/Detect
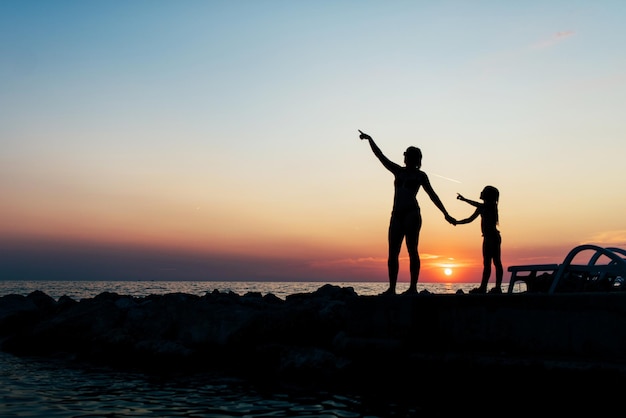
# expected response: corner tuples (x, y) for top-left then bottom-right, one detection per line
(444, 268), (453, 276)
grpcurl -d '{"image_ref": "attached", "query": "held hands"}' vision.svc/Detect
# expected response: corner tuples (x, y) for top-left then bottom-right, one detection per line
(445, 214), (457, 226)
(358, 130), (372, 141)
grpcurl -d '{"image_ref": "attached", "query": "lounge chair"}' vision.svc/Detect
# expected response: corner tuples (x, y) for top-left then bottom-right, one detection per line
(507, 244), (626, 294)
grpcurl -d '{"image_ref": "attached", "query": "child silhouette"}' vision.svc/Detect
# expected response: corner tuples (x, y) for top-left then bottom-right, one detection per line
(455, 186), (503, 294)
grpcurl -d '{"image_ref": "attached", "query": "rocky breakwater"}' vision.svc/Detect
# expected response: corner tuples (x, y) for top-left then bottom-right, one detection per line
(2, 284), (626, 401)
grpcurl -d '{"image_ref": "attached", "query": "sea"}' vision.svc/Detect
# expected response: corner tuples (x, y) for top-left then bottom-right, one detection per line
(0, 280), (482, 301)
(0, 280), (490, 418)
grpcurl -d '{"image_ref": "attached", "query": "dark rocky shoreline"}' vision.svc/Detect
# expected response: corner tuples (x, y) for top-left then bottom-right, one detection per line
(2, 284), (625, 413)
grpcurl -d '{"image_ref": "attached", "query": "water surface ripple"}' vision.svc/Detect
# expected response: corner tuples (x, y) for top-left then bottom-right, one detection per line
(1, 351), (421, 417)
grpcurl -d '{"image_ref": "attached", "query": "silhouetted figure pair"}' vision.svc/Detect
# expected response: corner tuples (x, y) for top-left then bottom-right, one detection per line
(359, 130), (455, 295)
(359, 129), (504, 295)
(455, 186), (503, 294)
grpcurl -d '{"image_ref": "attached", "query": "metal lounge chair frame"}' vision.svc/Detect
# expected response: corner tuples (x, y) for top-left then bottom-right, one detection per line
(507, 244), (626, 294)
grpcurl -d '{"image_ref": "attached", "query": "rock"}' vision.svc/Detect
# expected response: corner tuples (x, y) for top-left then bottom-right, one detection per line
(2, 285), (626, 395)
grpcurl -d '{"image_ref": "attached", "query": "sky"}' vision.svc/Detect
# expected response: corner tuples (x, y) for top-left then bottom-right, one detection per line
(1, 0), (625, 284)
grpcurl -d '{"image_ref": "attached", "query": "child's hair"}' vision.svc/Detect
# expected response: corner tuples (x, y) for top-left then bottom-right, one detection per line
(483, 185), (499, 225)
(482, 185), (499, 203)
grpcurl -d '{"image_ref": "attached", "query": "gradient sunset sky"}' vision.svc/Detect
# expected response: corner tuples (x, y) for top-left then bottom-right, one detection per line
(2, 1), (625, 284)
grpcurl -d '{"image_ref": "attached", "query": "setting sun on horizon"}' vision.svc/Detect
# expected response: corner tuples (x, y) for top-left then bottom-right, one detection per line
(1, 2), (625, 284)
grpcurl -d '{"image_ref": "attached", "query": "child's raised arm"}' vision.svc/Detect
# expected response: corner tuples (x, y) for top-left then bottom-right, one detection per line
(457, 193), (481, 208)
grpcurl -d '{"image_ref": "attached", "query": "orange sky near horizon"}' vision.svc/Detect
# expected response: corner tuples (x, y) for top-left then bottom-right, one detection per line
(2, 170), (616, 284)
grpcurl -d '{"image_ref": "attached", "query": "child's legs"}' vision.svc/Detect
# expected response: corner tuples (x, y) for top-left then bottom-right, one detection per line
(482, 234), (503, 288)
(481, 238), (493, 289)
(493, 234), (503, 287)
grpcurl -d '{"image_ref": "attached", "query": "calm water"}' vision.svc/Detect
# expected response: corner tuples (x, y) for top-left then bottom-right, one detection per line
(0, 280), (482, 301)
(0, 280), (489, 417)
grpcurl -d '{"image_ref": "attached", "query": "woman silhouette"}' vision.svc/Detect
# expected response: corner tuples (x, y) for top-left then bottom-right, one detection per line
(359, 130), (455, 295)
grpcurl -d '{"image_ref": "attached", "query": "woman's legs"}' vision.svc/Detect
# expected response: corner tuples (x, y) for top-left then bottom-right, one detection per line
(404, 212), (422, 292)
(386, 211), (421, 294)
(387, 219), (404, 294)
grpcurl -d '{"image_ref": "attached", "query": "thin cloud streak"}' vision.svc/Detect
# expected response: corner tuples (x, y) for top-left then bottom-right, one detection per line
(432, 173), (462, 184)
(585, 230), (626, 248)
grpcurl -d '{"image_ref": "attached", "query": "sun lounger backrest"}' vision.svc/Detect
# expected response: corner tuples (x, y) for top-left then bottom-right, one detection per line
(548, 245), (626, 293)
